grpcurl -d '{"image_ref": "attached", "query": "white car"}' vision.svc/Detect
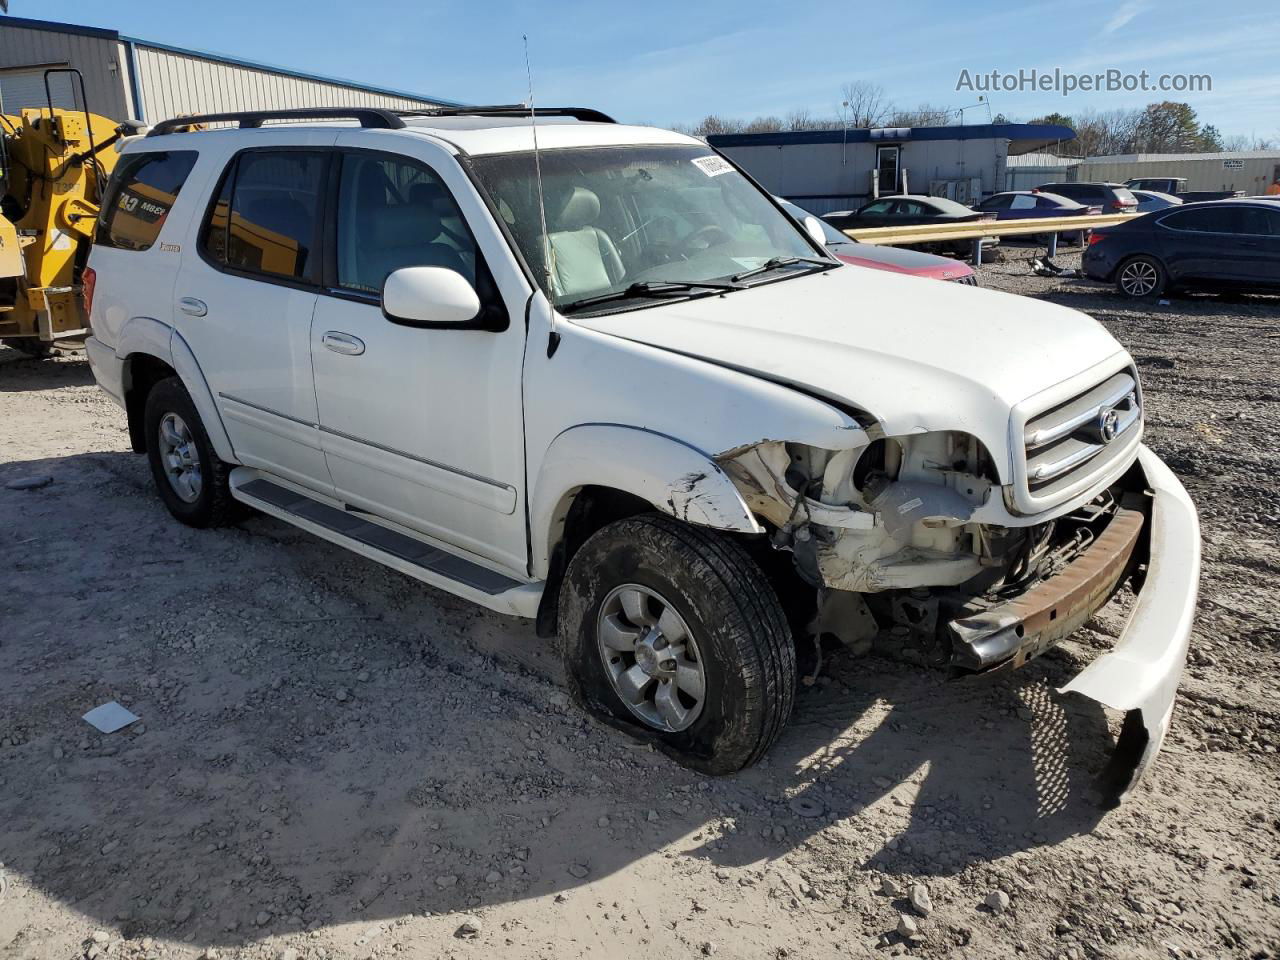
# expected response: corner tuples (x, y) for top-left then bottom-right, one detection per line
(84, 106), (1199, 798)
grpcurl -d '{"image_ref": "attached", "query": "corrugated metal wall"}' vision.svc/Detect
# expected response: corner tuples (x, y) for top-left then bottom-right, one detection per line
(718, 138), (1010, 213)
(0, 24), (131, 118)
(1076, 156), (1280, 194)
(133, 45), (446, 123)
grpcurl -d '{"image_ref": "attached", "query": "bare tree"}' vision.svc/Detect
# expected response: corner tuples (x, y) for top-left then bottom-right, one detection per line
(887, 103), (956, 127)
(838, 80), (890, 128)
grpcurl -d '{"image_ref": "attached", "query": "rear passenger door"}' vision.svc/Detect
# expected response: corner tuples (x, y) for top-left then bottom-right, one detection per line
(174, 136), (337, 494)
(1156, 207), (1253, 283)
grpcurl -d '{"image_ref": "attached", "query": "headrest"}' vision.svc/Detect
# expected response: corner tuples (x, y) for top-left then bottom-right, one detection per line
(372, 203), (440, 248)
(409, 181), (450, 209)
(553, 187), (601, 231)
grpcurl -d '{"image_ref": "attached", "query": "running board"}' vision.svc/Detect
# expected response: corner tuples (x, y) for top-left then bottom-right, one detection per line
(229, 470), (541, 618)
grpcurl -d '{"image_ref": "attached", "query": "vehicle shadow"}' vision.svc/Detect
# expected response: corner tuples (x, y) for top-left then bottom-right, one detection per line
(0, 448), (1115, 951)
(0, 350), (96, 391)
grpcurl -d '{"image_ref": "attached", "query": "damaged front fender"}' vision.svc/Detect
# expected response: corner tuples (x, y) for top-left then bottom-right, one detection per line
(530, 424), (763, 578)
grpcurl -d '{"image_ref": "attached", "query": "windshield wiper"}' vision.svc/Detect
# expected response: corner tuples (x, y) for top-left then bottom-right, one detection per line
(730, 256), (835, 284)
(558, 279), (742, 314)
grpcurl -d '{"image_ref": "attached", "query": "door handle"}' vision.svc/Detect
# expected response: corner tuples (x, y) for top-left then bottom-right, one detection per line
(178, 297), (207, 317)
(322, 331), (366, 356)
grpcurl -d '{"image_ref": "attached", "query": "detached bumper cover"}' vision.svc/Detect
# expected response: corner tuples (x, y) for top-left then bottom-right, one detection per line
(1060, 445), (1200, 803)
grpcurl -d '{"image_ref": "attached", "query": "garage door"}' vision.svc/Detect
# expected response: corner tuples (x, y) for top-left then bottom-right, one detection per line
(0, 69), (76, 113)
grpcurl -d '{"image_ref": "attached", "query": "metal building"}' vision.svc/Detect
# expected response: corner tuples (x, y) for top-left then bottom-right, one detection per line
(1072, 152), (1280, 195)
(0, 14), (460, 125)
(708, 123), (1076, 214)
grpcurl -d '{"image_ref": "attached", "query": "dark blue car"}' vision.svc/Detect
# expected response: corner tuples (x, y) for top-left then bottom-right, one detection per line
(1083, 199), (1280, 298)
(973, 190), (1096, 243)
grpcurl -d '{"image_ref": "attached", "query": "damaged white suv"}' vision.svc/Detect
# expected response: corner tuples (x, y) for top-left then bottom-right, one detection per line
(85, 106), (1199, 801)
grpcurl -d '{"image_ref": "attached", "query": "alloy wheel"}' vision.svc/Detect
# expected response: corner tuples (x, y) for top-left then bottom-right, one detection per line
(157, 412), (202, 503)
(1119, 260), (1159, 297)
(596, 583), (707, 732)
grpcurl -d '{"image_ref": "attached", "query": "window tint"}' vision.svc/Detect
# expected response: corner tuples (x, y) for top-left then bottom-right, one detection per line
(1239, 207), (1280, 236)
(96, 151), (198, 251)
(861, 200), (893, 215)
(335, 153), (479, 295)
(980, 194), (1013, 210)
(1162, 207), (1241, 233)
(200, 150), (326, 282)
(900, 200), (930, 216)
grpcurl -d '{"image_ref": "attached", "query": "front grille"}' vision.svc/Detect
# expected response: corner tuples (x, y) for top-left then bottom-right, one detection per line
(1019, 368), (1142, 506)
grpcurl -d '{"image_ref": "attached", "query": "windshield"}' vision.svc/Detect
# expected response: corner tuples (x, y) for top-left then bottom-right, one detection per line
(469, 144), (820, 310)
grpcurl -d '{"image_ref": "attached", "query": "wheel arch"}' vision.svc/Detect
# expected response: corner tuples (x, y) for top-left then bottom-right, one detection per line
(530, 424), (765, 637)
(120, 326), (235, 462)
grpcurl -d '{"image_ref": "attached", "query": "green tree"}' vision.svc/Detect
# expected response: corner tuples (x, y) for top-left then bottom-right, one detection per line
(1031, 112), (1074, 129)
(1133, 102), (1204, 152)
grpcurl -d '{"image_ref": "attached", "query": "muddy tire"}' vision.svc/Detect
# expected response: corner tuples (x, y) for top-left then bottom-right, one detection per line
(558, 514), (795, 774)
(143, 377), (239, 528)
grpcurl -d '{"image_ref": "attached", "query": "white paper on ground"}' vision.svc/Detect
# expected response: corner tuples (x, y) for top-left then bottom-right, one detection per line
(82, 701), (140, 734)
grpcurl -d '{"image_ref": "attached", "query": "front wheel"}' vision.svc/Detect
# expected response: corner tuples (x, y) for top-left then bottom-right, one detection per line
(558, 514), (796, 774)
(1115, 255), (1167, 299)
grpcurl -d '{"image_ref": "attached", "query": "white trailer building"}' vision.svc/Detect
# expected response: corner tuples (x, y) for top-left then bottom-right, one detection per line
(1073, 152), (1280, 196)
(708, 123), (1076, 215)
(0, 14), (459, 125)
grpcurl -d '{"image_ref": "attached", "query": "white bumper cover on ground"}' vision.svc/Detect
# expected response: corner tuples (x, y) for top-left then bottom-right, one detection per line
(1059, 444), (1201, 802)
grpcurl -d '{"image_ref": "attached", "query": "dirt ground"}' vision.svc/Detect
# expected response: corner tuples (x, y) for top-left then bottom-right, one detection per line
(2, 251), (1278, 960)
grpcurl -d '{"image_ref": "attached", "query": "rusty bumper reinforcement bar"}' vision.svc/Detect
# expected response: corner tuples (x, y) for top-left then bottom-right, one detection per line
(950, 504), (1145, 671)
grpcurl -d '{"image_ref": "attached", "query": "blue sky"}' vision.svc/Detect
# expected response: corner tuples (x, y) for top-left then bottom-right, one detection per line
(33, 0), (1280, 139)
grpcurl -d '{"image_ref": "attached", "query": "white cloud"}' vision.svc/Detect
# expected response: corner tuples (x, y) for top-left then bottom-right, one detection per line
(1102, 0), (1151, 34)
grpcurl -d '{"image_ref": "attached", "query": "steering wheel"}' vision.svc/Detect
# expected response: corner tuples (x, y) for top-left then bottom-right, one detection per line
(677, 224), (732, 256)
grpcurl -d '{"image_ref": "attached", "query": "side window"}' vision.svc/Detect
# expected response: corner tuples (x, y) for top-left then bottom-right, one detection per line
(1010, 194), (1037, 210)
(1238, 207), (1280, 236)
(861, 200), (893, 215)
(336, 152), (478, 294)
(982, 194), (1013, 210)
(96, 151), (198, 251)
(200, 150), (326, 283)
(1161, 208), (1234, 233)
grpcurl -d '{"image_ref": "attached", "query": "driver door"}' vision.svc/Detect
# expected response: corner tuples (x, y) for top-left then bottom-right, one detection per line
(308, 136), (530, 572)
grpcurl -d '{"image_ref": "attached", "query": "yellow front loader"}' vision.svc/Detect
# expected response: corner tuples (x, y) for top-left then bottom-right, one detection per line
(1, 69), (137, 356)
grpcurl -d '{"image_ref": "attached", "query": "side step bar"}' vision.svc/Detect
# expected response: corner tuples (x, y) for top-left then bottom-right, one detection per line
(229, 470), (541, 618)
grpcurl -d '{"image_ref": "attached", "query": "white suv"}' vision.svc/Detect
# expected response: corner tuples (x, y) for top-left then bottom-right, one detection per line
(85, 106), (1199, 798)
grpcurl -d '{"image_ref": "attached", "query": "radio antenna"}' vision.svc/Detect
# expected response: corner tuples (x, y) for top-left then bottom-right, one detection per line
(523, 34), (559, 353)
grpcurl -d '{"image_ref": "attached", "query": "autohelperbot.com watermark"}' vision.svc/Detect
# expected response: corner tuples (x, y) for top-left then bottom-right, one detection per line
(956, 68), (1212, 97)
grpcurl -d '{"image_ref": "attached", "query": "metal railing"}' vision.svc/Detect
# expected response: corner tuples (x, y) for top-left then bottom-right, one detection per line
(843, 212), (1142, 264)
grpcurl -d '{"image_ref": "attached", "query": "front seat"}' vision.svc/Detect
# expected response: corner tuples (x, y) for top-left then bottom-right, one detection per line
(547, 187), (625, 299)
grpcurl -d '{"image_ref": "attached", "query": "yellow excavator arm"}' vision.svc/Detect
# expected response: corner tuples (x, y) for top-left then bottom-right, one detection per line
(1, 105), (130, 351)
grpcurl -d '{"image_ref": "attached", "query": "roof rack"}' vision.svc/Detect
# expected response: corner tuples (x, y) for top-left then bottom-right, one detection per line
(405, 104), (616, 124)
(146, 107), (406, 137)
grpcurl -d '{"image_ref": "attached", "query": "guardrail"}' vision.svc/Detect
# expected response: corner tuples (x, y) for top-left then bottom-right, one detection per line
(842, 212), (1142, 265)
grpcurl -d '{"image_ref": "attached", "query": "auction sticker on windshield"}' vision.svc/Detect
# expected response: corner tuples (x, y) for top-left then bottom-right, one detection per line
(692, 155), (734, 177)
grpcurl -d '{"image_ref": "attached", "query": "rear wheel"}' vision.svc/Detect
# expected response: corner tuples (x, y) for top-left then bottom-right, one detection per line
(558, 514), (796, 774)
(143, 377), (239, 527)
(1115, 255), (1167, 299)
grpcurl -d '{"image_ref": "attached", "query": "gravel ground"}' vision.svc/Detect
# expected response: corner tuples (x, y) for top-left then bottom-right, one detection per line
(1, 255), (1278, 960)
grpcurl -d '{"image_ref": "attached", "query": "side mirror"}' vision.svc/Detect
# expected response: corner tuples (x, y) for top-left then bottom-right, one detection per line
(803, 215), (829, 247)
(382, 266), (481, 327)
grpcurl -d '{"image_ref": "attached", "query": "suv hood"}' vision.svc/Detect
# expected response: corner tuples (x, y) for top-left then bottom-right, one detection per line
(573, 265), (1126, 466)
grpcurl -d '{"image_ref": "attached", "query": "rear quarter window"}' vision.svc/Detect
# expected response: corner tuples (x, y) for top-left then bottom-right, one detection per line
(96, 151), (199, 251)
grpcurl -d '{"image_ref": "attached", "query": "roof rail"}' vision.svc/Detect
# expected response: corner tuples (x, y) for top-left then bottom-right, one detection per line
(406, 104), (616, 124)
(146, 107), (406, 137)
